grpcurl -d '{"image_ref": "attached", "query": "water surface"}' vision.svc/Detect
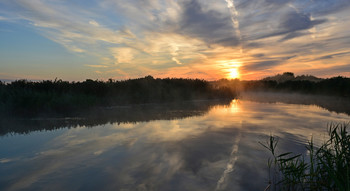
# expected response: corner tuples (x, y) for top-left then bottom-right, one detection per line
(0, 97), (349, 191)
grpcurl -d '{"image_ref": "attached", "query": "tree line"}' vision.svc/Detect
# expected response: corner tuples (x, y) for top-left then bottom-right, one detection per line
(0, 76), (236, 117)
(241, 73), (350, 97)
(1, 72), (348, 117)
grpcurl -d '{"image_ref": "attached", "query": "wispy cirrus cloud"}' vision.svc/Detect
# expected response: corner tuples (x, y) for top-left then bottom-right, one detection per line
(0, 0), (349, 80)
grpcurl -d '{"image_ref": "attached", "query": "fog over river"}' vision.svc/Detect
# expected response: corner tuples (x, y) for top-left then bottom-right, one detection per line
(0, 93), (349, 191)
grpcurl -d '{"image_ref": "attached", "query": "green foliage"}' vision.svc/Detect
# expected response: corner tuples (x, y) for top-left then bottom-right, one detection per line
(261, 123), (350, 191)
(0, 76), (237, 117)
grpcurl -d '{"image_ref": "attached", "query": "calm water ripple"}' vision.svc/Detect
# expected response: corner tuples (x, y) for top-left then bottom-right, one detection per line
(0, 96), (349, 191)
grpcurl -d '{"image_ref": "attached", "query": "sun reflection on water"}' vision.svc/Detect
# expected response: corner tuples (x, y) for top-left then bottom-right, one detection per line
(209, 99), (241, 117)
(229, 99), (240, 113)
(1, 99), (350, 190)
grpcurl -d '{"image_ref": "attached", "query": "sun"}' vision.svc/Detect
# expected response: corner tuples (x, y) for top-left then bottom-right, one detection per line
(228, 68), (240, 79)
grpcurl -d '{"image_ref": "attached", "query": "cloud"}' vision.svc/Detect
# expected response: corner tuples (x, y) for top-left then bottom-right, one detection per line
(301, 63), (350, 77)
(330, 64), (350, 73)
(178, 0), (239, 47)
(172, 57), (183, 65)
(0, 0), (349, 80)
(110, 47), (136, 64)
(0, 15), (8, 20)
(85, 65), (108, 68)
(316, 51), (350, 60)
(264, 0), (292, 5)
(242, 60), (282, 71)
(255, 10), (326, 40)
(281, 11), (325, 32)
(0, 158), (15, 163)
(304, 0), (350, 16)
(279, 32), (308, 42)
(88, 20), (99, 27)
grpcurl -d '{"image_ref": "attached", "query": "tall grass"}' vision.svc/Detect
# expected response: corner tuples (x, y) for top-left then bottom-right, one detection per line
(0, 77), (237, 117)
(261, 123), (350, 191)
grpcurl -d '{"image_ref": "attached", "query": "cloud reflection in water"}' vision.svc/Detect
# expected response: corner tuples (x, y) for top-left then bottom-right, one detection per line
(0, 99), (349, 190)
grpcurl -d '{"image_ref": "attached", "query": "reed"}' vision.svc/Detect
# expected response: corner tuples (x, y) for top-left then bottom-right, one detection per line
(261, 122), (350, 191)
(0, 76), (237, 117)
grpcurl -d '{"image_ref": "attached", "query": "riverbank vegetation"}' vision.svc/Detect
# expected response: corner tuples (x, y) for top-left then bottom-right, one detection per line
(261, 123), (350, 191)
(241, 72), (350, 97)
(1, 72), (349, 117)
(0, 76), (236, 117)
(211, 72), (350, 98)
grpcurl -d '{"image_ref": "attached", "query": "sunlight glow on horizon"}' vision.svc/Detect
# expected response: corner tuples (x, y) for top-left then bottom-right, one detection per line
(0, 0), (349, 81)
(228, 68), (240, 79)
(219, 60), (242, 79)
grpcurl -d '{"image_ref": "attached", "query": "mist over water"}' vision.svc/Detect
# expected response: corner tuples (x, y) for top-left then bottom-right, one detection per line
(0, 95), (349, 190)
(240, 91), (350, 115)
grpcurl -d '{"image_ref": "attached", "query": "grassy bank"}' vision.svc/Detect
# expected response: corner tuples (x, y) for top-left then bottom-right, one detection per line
(261, 123), (350, 191)
(0, 76), (236, 117)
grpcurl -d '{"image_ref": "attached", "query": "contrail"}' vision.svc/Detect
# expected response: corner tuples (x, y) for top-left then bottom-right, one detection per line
(215, 131), (242, 190)
(225, 0), (243, 52)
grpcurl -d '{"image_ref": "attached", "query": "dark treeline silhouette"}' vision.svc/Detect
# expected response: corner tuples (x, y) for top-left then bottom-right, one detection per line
(0, 76), (236, 117)
(1, 72), (348, 118)
(240, 72), (350, 97)
(0, 100), (231, 135)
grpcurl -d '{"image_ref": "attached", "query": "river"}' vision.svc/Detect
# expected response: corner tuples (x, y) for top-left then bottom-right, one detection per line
(0, 93), (349, 190)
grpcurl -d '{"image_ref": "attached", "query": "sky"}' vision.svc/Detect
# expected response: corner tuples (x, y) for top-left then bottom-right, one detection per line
(0, 0), (349, 81)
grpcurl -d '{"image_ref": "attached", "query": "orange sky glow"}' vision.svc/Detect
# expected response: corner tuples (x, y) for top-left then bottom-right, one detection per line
(0, 0), (349, 81)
